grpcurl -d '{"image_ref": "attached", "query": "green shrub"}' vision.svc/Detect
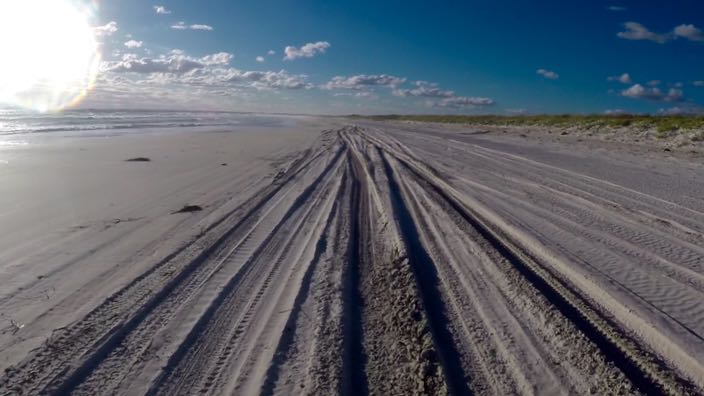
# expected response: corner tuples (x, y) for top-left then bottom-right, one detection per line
(656, 123), (679, 133)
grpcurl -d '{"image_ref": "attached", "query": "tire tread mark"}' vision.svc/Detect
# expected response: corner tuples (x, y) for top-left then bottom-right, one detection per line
(146, 145), (346, 395)
(379, 149), (472, 396)
(380, 138), (696, 396)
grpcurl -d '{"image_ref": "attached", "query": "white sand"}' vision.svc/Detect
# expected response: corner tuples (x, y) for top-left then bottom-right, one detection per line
(0, 122), (323, 370)
(1, 120), (702, 395)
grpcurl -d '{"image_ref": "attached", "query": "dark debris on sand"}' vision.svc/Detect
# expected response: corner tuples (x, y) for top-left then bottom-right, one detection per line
(172, 205), (203, 214)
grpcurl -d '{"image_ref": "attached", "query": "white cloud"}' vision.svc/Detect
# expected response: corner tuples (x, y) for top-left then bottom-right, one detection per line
(283, 41), (330, 60)
(537, 68), (559, 80)
(153, 5), (171, 14)
(617, 22), (670, 43)
(102, 48), (311, 94)
(621, 84), (653, 99)
(256, 56), (265, 62)
(608, 6), (627, 11)
(693, 81), (704, 87)
(607, 73), (632, 84)
(323, 74), (406, 90)
(604, 109), (628, 115)
(267, 50), (276, 55)
(621, 84), (684, 102)
(190, 24), (214, 31)
(323, 75), (493, 109)
(354, 91), (375, 98)
(648, 80), (661, 86)
(433, 96), (495, 108)
(617, 22), (704, 44)
(658, 107), (685, 115)
(657, 106), (703, 115)
(124, 40), (143, 49)
(94, 21), (118, 37)
(673, 24), (704, 42)
(201, 52), (233, 65)
(106, 55), (201, 74)
(226, 70), (312, 90)
(333, 91), (378, 99)
(392, 81), (454, 97)
(171, 22), (213, 31)
(105, 51), (232, 74)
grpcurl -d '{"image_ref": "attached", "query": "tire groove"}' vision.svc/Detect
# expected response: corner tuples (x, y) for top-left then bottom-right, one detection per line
(147, 143), (346, 395)
(342, 148), (369, 396)
(46, 148), (333, 395)
(259, 164), (346, 396)
(0, 143), (326, 395)
(379, 148), (471, 396)
(379, 136), (695, 395)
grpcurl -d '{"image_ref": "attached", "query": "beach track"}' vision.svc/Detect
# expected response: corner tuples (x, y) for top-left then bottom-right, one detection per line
(2, 125), (703, 395)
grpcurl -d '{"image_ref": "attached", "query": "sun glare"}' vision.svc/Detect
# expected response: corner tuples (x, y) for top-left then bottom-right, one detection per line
(0, 0), (100, 112)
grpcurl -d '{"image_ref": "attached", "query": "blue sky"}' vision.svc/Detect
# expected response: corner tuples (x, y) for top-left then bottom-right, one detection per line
(37, 1), (704, 114)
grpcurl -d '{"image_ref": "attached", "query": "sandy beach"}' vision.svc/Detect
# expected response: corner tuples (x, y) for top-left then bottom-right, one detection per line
(0, 120), (325, 368)
(2, 0), (703, 393)
(1, 119), (703, 395)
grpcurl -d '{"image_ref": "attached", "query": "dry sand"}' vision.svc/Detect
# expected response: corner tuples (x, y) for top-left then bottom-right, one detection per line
(0, 122), (323, 369)
(1, 119), (703, 395)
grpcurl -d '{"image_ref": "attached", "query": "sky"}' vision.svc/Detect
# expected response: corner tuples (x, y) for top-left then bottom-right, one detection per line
(4, 0), (704, 114)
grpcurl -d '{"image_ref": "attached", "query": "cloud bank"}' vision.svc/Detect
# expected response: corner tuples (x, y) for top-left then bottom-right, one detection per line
(105, 51), (232, 74)
(324, 74), (406, 90)
(621, 84), (684, 102)
(618, 22), (704, 44)
(321, 75), (493, 108)
(392, 81), (454, 98)
(433, 96), (495, 108)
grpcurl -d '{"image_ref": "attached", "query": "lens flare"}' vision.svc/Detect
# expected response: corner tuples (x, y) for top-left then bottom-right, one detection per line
(0, 0), (101, 113)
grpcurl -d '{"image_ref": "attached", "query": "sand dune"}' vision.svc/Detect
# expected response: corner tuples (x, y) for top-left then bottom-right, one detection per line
(1, 122), (703, 395)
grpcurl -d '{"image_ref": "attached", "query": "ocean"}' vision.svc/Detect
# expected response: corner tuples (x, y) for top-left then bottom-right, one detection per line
(0, 109), (297, 136)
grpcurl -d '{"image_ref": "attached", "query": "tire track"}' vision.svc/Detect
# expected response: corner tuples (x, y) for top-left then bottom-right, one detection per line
(342, 127), (448, 395)
(341, 153), (369, 396)
(69, 143), (346, 395)
(259, 165), (348, 396)
(389, 153), (634, 394)
(379, 149), (471, 395)
(3, 124), (702, 395)
(148, 145), (346, 395)
(0, 137), (337, 395)
(364, 127), (697, 395)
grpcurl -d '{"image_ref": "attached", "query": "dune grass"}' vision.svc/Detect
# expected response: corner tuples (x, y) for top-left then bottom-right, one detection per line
(353, 114), (704, 132)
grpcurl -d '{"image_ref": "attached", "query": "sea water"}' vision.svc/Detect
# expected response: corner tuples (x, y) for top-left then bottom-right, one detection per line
(0, 108), (296, 136)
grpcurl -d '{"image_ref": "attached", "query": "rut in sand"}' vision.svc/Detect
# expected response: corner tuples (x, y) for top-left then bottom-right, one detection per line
(2, 125), (703, 395)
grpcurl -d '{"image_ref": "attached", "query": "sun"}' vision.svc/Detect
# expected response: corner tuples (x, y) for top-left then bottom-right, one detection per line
(0, 0), (101, 112)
